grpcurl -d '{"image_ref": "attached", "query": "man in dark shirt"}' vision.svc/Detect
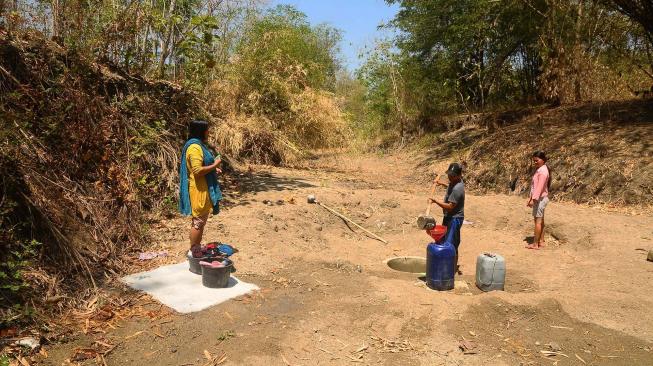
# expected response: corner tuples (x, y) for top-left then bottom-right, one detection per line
(429, 162), (465, 274)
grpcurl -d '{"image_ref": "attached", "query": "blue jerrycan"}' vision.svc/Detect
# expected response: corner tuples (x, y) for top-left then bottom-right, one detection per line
(426, 241), (456, 290)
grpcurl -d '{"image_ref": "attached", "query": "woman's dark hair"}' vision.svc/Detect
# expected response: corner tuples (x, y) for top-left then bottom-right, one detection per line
(532, 151), (551, 190)
(532, 151), (547, 162)
(188, 120), (209, 140)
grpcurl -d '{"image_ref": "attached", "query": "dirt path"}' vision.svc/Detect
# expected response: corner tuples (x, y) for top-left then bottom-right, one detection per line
(42, 153), (653, 366)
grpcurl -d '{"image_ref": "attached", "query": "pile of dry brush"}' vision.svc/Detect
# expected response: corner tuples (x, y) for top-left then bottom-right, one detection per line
(0, 29), (201, 322)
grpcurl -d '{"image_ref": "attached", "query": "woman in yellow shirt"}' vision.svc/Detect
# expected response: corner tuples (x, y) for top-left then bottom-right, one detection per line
(179, 120), (223, 257)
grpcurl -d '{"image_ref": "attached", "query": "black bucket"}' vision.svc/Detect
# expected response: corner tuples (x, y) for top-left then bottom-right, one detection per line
(201, 262), (233, 288)
(188, 253), (221, 275)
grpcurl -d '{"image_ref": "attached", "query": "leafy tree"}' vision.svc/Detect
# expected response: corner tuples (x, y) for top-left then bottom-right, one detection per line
(357, 41), (416, 138)
(386, 0), (546, 109)
(603, 0), (653, 81)
(357, 0), (653, 138)
(237, 5), (342, 91)
(609, 0), (653, 37)
(1, 0), (263, 83)
(334, 70), (369, 132)
(228, 4), (342, 116)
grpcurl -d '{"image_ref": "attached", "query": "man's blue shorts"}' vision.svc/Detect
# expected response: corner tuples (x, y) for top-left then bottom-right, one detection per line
(442, 216), (463, 251)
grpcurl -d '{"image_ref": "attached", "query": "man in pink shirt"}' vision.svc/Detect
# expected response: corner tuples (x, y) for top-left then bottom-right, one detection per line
(526, 151), (550, 249)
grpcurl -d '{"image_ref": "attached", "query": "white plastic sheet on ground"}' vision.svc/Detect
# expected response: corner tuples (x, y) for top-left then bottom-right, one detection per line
(121, 261), (259, 313)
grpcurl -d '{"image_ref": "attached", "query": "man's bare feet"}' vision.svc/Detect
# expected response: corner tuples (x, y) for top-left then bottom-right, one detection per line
(525, 244), (539, 250)
(538, 241), (545, 248)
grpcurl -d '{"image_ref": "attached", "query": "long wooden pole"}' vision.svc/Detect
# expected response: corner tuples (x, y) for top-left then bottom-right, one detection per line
(317, 202), (388, 244)
(424, 173), (439, 216)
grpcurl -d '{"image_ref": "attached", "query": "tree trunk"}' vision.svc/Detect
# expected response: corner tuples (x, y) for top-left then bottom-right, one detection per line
(540, 0), (562, 105)
(52, 0), (60, 38)
(573, 0), (584, 102)
(158, 0), (177, 78)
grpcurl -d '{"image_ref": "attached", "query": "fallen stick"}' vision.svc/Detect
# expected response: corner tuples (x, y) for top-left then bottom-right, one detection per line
(216, 353), (228, 365)
(549, 325), (573, 330)
(15, 356), (30, 366)
(124, 330), (145, 340)
(280, 353), (291, 365)
(317, 202), (388, 244)
(335, 338), (349, 350)
(347, 355), (364, 363)
(540, 350), (568, 358)
(144, 350), (160, 358)
(353, 345), (368, 353)
(318, 347), (335, 355)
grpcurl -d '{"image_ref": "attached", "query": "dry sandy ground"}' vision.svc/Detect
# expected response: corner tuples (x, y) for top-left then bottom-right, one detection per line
(41, 153), (653, 365)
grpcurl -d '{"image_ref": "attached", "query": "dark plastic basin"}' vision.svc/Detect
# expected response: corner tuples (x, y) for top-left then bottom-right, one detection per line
(201, 262), (233, 288)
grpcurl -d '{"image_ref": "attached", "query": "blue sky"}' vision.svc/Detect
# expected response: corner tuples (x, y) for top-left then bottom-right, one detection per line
(268, 0), (399, 71)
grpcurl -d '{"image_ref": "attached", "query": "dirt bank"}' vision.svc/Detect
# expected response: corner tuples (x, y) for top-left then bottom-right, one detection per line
(417, 100), (653, 208)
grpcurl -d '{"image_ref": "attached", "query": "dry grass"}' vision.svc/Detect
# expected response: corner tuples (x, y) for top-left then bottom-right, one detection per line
(204, 63), (349, 165)
(539, 46), (651, 105)
(212, 114), (299, 165)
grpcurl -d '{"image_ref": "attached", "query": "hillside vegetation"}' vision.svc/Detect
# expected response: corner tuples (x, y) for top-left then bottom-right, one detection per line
(1, 30), (198, 321)
(416, 100), (653, 208)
